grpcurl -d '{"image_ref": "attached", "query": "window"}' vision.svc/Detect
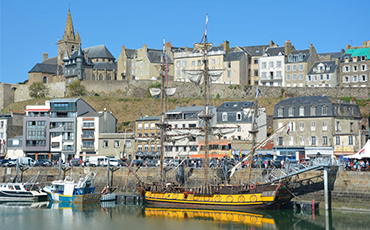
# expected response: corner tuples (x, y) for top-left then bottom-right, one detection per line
(144, 145), (149, 151)
(323, 136), (328, 145)
(254, 70), (258, 76)
(361, 75), (367, 82)
(336, 121), (341, 131)
(99, 74), (103, 80)
(262, 72), (266, 78)
(278, 108), (283, 117)
(361, 64), (367, 71)
(326, 74), (330, 80)
(228, 62), (231, 68)
(269, 62), (273, 68)
(350, 122), (354, 132)
(299, 122), (304, 131)
(299, 74), (303, 80)
(114, 140), (120, 148)
(336, 136), (340, 145)
(150, 123), (155, 130)
(237, 126), (241, 132)
(343, 66), (349, 72)
(320, 75), (323, 80)
(150, 145), (155, 151)
(311, 136), (316, 145)
(125, 140), (131, 148)
(293, 74), (297, 80)
(137, 123), (142, 130)
(277, 71), (282, 78)
(300, 137), (304, 145)
(299, 64), (303, 70)
(262, 62), (266, 69)
(310, 106), (316, 116)
(43, 76), (47, 83)
(308, 75), (311, 81)
(227, 71), (231, 77)
(287, 74), (291, 81)
(349, 136), (353, 145)
(353, 65), (358, 72)
(222, 113), (227, 121)
(286, 65), (291, 71)
(278, 137), (284, 146)
(311, 121), (316, 131)
(176, 61), (180, 67)
(191, 61), (195, 67)
(144, 123), (149, 130)
(289, 107), (294, 117)
(289, 136), (294, 146)
(107, 74), (111, 80)
(353, 76), (358, 82)
(289, 122), (295, 132)
(322, 106), (328, 115)
(236, 112), (242, 121)
(197, 60), (201, 66)
(293, 65), (297, 71)
(299, 106), (305, 116)
(211, 59), (215, 65)
(103, 140), (109, 148)
(182, 60), (187, 67)
(322, 121), (327, 131)
(277, 61), (282, 67)
(254, 59), (258, 64)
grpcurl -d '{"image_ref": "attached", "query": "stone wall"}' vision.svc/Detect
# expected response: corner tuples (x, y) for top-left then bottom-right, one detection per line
(2, 166), (370, 210)
(0, 83), (15, 110)
(13, 82), (66, 103)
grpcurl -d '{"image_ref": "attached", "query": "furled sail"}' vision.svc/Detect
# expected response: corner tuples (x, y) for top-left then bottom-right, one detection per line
(208, 70), (224, 82)
(184, 70), (203, 85)
(150, 88), (177, 98)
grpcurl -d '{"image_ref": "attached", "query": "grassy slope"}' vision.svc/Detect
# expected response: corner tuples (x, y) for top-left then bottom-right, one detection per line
(3, 96), (369, 132)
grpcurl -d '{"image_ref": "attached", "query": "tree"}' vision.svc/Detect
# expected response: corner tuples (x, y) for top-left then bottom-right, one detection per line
(29, 82), (48, 99)
(68, 80), (86, 96)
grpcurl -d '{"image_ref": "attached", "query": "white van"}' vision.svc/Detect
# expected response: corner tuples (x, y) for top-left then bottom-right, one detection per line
(18, 157), (36, 166)
(88, 156), (108, 167)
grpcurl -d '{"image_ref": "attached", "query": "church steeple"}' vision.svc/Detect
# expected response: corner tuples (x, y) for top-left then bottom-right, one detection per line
(63, 10), (75, 40)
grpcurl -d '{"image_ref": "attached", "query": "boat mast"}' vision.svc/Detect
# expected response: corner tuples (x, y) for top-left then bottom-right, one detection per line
(203, 31), (209, 185)
(247, 92), (259, 185)
(159, 40), (166, 189)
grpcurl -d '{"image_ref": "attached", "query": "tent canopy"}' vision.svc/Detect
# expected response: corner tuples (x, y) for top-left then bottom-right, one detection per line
(345, 139), (370, 159)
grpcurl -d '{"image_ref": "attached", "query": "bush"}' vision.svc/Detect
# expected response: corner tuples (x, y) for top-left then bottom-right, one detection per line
(29, 82), (48, 99)
(68, 80), (86, 96)
(216, 93), (220, 99)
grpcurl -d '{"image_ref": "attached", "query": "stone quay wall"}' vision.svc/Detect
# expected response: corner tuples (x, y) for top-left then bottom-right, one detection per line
(2, 166), (370, 210)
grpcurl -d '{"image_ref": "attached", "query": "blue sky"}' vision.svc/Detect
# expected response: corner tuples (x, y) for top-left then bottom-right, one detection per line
(1, 0), (369, 84)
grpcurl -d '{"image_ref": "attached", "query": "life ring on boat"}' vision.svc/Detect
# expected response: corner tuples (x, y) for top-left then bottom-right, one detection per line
(226, 195), (233, 202)
(214, 213), (222, 220)
(215, 195), (222, 202)
(204, 196), (210, 202)
(238, 195), (245, 202)
(226, 213), (233, 220)
(147, 192), (152, 197)
(238, 214), (245, 222)
(173, 194), (178, 199)
(250, 216), (258, 223)
(249, 184), (255, 190)
(193, 195), (199, 201)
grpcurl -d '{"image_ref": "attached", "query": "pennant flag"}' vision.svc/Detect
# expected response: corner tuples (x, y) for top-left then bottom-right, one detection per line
(239, 149), (242, 158)
(256, 85), (260, 98)
(200, 14), (208, 43)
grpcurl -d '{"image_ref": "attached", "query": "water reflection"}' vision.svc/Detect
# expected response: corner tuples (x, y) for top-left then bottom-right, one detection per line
(1, 201), (370, 230)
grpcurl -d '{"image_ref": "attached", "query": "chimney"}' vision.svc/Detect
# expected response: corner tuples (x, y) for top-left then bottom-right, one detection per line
(346, 44), (351, 51)
(43, 52), (48, 62)
(103, 109), (107, 133)
(284, 40), (292, 55)
(143, 44), (148, 54)
(309, 44), (314, 54)
(223, 41), (230, 54)
(335, 57), (340, 66)
(269, 40), (275, 47)
(350, 98), (356, 105)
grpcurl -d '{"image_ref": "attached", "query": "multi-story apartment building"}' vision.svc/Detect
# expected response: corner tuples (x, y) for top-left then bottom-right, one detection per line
(216, 101), (266, 143)
(0, 112), (24, 158)
(76, 109), (118, 160)
(273, 96), (364, 159)
(7, 136), (23, 159)
(23, 98), (100, 161)
(306, 60), (339, 87)
(222, 51), (248, 85)
(164, 106), (217, 158)
(98, 132), (135, 160)
(285, 44), (319, 87)
(173, 41), (229, 83)
(117, 43), (175, 81)
(339, 42), (370, 87)
(135, 116), (160, 159)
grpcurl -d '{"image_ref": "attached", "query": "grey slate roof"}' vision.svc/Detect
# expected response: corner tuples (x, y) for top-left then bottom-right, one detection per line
(166, 106), (205, 114)
(307, 61), (337, 74)
(240, 45), (268, 56)
(29, 63), (63, 74)
(84, 45), (115, 60)
(225, 52), (245, 61)
(264, 47), (285, 56)
(50, 98), (80, 103)
(217, 101), (254, 112)
(273, 95), (362, 118)
(135, 116), (160, 121)
(78, 111), (103, 117)
(319, 51), (344, 60)
(42, 57), (58, 65)
(147, 50), (173, 64)
(340, 53), (353, 62)
(286, 49), (311, 63)
(92, 62), (117, 71)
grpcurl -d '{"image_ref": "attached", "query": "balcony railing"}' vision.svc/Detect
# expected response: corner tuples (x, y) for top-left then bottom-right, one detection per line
(82, 124), (95, 129)
(62, 145), (74, 151)
(81, 134), (94, 139)
(81, 145), (94, 150)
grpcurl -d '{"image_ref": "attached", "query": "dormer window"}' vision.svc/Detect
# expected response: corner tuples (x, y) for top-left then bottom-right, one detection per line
(345, 57), (349, 63)
(236, 112), (242, 121)
(361, 56), (366, 61)
(288, 54), (293, 62)
(222, 112), (228, 121)
(278, 108), (284, 117)
(353, 56), (357, 62)
(322, 105), (328, 115)
(310, 106), (316, 116)
(289, 107), (294, 117)
(298, 53), (303, 61)
(299, 106), (305, 116)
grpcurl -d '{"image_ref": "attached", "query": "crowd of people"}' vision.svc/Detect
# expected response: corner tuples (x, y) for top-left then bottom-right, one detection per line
(345, 159), (370, 171)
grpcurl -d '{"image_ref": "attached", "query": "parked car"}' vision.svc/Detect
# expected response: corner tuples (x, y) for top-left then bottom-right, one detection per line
(143, 159), (156, 167)
(70, 159), (81, 167)
(35, 160), (53, 167)
(271, 160), (282, 168)
(5, 159), (17, 167)
(0, 159), (9, 167)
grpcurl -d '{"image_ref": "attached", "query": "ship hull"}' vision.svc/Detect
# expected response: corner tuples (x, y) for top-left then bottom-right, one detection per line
(140, 183), (292, 210)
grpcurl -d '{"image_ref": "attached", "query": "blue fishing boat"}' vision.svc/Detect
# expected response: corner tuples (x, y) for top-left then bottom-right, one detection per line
(43, 172), (101, 203)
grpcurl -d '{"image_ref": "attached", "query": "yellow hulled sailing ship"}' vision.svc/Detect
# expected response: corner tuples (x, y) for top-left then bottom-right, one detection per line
(129, 15), (293, 210)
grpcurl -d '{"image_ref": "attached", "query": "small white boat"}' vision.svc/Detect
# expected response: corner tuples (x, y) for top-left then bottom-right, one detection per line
(43, 172), (101, 203)
(0, 172), (48, 202)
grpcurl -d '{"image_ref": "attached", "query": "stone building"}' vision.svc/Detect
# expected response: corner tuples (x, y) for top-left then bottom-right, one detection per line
(306, 60), (340, 87)
(98, 133), (135, 161)
(284, 44), (319, 87)
(339, 41), (370, 87)
(28, 10), (116, 85)
(134, 116), (160, 160)
(273, 96), (364, 159)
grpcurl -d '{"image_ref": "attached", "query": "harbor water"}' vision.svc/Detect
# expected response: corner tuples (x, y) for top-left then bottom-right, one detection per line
(0, 201), (369, 230)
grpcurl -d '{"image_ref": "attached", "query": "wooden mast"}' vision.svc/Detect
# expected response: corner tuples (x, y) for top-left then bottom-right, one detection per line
(203, 30), (209, 185)
(247, 91), (259, 185)
(159, 40), (166, 189)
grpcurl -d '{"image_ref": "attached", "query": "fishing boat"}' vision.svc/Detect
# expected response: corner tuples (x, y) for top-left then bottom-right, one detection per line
(43, 172), (101, 203)
(0, 172), (48, 202)
(100, 160), (118, 202)
(128, 15), (293, 209)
